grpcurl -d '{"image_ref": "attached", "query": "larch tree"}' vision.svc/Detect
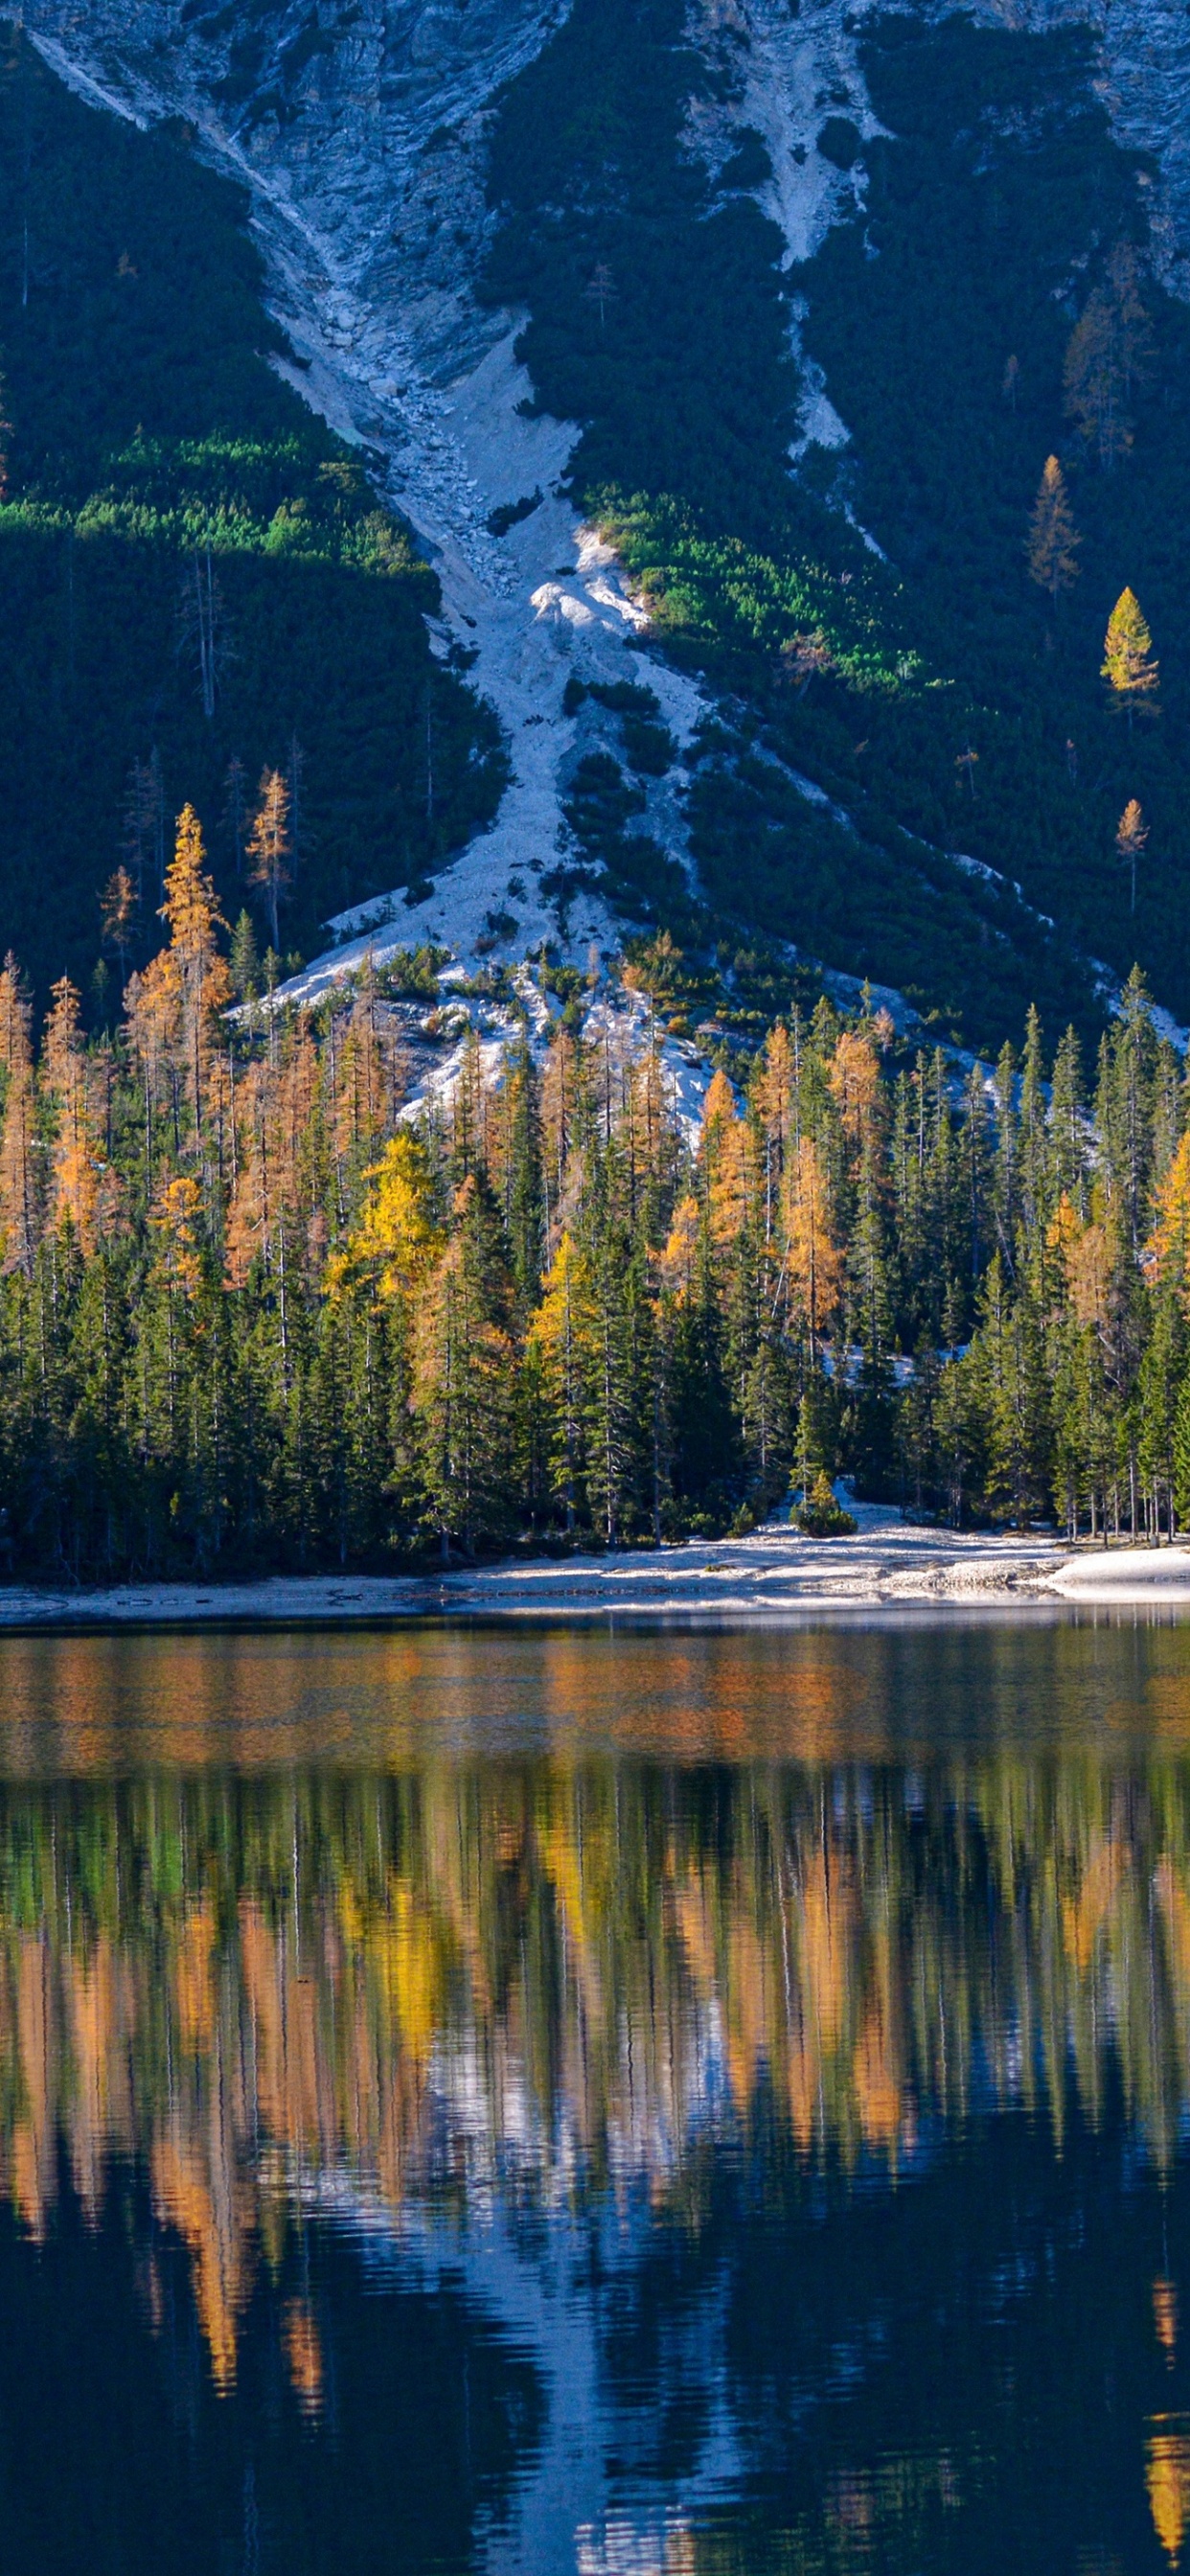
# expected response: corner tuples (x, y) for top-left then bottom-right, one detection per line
(1115, 797), (1150, 914)
(247, 768), (292, 953)
(100, 865), (138, 991)
(785, 1137), (844, 1359)
(1064, 247), (1152, 471)
(43, 976), (100, 1250)
(1102, 588), (1159, 729)
(327, 1130), (442, 1310)
(1144, 1133), (1190, 1308)
(527, 1230), (595, 1530)
(0, 954), (36, 1275)
(160, 803), (230, 1139)
(1026, 455), (1081, 602)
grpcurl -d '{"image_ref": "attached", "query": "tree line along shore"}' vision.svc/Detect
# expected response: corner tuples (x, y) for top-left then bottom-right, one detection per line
(1, 807), (1189, 1577)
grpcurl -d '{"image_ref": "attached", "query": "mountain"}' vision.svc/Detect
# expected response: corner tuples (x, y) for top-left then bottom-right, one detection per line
(9, 0), (1190, 1050)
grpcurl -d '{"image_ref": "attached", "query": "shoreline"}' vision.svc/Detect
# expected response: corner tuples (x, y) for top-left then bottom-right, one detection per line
(2, 1522), (1190, 1630)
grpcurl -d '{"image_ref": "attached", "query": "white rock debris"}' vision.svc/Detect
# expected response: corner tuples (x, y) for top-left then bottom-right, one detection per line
(311, 961), (721, 1152)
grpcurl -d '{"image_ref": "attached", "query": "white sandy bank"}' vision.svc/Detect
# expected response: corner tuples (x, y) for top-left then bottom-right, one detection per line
(0, 1525), (1187, 1631)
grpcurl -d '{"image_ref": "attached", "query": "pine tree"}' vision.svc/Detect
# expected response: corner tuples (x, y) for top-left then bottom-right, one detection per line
(1049, 1025), (1087, 1211)
(527, 1231), (595, 1530)
(1138, 1280), (1184, 1536)
(229, 910), (260, 1002)
(1173, 1365), (1190, 1531)
(1102, 589), (1160, 729)
(414, 1175), (515, 1557)
(1026, 455), (1081, 601)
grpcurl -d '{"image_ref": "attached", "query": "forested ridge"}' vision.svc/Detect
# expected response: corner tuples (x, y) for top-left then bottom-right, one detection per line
(0, 25), (503, 1003)
(4, 802), (1190, 1576)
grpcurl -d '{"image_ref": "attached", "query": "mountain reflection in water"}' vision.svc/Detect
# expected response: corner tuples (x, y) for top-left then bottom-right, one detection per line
(2, 1622), (1190, 2573)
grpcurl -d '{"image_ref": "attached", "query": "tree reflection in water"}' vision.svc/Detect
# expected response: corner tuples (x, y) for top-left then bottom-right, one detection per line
(0, 1623), (1189, 2571)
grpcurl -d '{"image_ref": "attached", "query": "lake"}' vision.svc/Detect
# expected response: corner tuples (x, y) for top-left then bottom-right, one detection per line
(2, 1613), (1190, 2573)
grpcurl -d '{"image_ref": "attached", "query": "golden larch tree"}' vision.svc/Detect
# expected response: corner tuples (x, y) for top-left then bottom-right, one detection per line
(1144, 1135), (1190, 1307)
(326, 1130), (442, 1308)
(160, 803), (230, 1138)
(1115, 796), (1149, 914)
(784, 1137), (845, 1357)
(829, 1026), (883, 1162)
(1025, 455), (1081, 601)
(43, 977), (103, 1252)
(1102, 588), (1159, 729)
(100, 866), (138, 990)
(247, 768), (291, 952)
(0, 954), (36, 1274)
(699, 1067), (749, 1256)
(1064, 247), (1152, 470)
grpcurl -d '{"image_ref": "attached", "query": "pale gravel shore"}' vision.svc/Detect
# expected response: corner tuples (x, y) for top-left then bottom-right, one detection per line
(0, 1517), (1089, 1628)
(0, 1521), (1187, 1630)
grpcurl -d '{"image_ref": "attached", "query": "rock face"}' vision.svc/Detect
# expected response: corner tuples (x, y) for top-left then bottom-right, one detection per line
(19, 0), (1190, 975)
(968, 0), (1190, 293)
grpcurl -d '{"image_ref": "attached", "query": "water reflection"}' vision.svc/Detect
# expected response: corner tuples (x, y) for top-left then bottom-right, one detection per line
(3, 1624), (1190, 2572)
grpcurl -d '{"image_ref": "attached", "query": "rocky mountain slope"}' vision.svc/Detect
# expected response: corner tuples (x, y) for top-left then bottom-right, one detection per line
(13, 0), (1190, 1044)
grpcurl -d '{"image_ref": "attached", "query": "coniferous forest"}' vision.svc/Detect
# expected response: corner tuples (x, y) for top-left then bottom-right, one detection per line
(5, 804), (1190, 1578)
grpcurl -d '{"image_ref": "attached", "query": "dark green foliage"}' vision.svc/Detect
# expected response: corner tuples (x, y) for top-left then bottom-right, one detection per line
(816, 118), (862, 172)
(487, 0), (800, 549)
(0, 29), (503, 1003)
(486, 488), (542, 537)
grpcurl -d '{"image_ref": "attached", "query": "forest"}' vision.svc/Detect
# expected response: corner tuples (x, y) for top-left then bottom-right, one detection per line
(2, 799), (1190, 1577)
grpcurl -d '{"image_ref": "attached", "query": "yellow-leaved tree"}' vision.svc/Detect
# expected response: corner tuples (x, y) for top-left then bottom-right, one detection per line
(247, 768), (291, 953)
(1115, 796), (1149, 914)
(526, 1230), (596, 1530)
(325, 1130), (442, 1309)
(43, 976), (102, 1252)
(1144, 1134), (1190, 1308)
(160, 803), (231, 1138)
(828, 1025), (884, 1163)
(1102, 588), (1159, 729)
(784, 1137), (844, 1357)
(1048, 1188), (1112, 1335)
(0, 953), (36, 1276)
(699, 1067), (748, 1258)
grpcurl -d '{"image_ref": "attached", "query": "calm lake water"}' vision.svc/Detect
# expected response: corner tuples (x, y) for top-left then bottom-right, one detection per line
(7, 1614), (1190, 2573)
